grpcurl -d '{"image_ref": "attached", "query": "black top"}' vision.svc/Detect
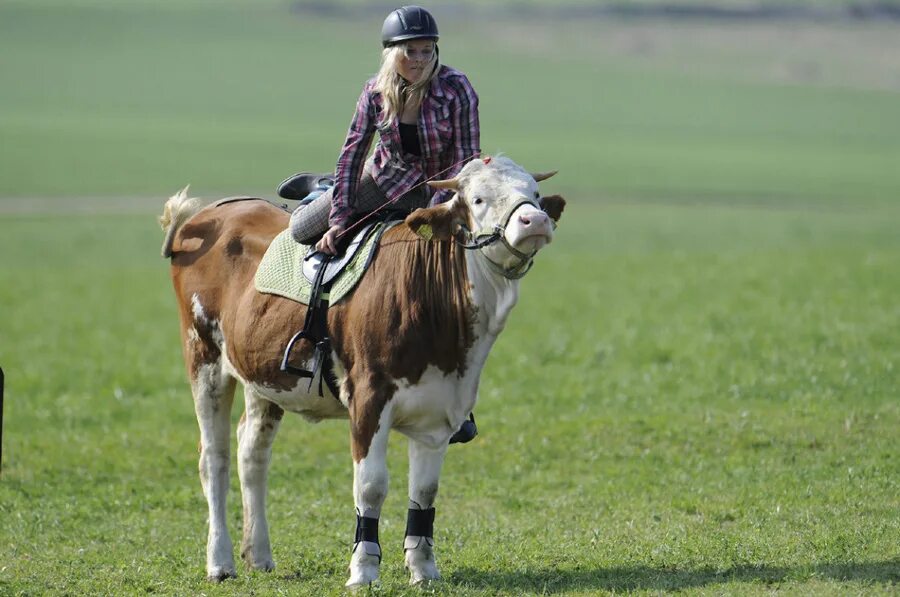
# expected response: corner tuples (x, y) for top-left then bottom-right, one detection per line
(399, 122), (422, 156)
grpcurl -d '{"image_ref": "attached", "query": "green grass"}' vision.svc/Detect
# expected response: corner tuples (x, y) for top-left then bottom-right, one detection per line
(1, 202), (898, 595)
(1, 1), (899, 595)
(1, 3), (900, 202)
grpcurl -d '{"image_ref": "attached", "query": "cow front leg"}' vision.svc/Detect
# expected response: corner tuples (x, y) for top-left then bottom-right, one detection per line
(346, 401), (393, 588)
(236, 389), (283, 573)
(192, 368), (237, 581)
(404, 438), (448, 584)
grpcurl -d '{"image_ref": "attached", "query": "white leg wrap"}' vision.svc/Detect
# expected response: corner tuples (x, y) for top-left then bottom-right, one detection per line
(193, 367), (237, 581)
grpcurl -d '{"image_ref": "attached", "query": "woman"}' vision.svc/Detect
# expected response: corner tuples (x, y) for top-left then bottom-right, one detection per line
(286, 5), (480, 444)
(288, 5), (480, 255)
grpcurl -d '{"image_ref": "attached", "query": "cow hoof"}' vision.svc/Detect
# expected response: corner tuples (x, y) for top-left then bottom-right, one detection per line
(241, 548), (275, 573)
(405, 536), (439, 584)
(408, 567), (441, 585)
(347, 542), (380, 588)
(206, 568), (237, 583)
(246, 559), (275, 573)
(346, 558), (380, 588)
(406, 555), (440, 585)
(345, 572), (379, 589)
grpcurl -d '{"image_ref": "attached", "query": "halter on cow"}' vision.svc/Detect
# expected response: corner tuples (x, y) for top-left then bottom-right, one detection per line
(159, 155), (565, 587)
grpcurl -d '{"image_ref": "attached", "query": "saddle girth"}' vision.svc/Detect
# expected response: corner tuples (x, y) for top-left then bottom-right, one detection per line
(274, 221), (395, 399)
(279, 253), (341, 399)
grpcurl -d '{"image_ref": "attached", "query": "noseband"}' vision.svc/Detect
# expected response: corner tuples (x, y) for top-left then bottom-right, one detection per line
(455, 199), (544, 280)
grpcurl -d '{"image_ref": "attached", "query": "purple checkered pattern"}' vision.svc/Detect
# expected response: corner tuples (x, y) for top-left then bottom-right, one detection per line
(329, 65), (480, 228)
(289, 158), (427, 244)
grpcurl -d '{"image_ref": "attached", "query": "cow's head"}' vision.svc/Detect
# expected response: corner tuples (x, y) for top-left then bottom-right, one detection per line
(411, 156), (565, 277)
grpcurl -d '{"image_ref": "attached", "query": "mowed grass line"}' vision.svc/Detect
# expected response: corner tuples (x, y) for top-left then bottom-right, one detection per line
(1, 202), (898, 595)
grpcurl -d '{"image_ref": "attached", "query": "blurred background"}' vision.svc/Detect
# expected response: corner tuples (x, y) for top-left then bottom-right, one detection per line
(2, 0), (899, 204)
(1, 1), (899, 594)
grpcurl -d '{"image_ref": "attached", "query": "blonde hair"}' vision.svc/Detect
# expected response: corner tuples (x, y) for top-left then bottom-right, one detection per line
(373, 43), (440, 126)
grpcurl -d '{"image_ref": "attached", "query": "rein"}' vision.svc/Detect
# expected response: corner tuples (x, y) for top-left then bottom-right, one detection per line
(336, 152), (481, 242)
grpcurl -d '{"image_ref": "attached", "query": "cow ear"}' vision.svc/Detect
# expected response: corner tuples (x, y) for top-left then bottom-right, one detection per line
(539, 194), (566, 222)
(406, 205), (460, 241)
(406, 199), (471, 241)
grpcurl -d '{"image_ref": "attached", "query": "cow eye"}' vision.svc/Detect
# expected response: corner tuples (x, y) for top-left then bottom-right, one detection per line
(534, 192), (540, 199)
(473, 197), (484, 205)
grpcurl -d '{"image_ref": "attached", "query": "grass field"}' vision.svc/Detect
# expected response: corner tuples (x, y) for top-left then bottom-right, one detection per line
(1, 1), (899, 595)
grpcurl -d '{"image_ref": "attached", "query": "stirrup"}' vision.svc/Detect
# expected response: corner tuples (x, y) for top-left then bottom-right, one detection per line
(277, 172), (334, 201)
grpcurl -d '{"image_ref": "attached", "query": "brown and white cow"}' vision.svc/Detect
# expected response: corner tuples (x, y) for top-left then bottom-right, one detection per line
(159, 156), (565, 587)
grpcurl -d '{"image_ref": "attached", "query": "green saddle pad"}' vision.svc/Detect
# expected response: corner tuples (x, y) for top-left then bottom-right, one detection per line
(255, 223), (392, 306)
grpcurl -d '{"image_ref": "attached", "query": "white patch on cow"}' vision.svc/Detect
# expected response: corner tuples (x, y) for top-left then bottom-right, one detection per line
(250, 380), (347, 423)
(192, 357), (237, 580)
(391, 368), (472, 447)
(236, 386), (279, 573)
(465, 252), (521, 336)
(390, 326), (499, 447)
(191, 293), (226, 349)
(191, 292), (207, 324)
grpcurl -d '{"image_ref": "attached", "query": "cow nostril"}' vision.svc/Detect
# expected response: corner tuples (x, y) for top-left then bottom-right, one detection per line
(519, 215), (531, 226)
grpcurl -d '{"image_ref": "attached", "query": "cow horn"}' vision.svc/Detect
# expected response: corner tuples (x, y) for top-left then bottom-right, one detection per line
(427, 177), (460, 190)
(531, 170), (558, 182)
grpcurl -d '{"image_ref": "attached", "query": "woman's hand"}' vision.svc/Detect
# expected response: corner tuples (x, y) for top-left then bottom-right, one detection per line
(316, 224), (345, 255)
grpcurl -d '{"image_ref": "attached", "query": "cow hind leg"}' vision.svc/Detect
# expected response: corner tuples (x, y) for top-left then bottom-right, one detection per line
(404, 438), (448, 584)
(346, 393), (393, 588)
(192, 363), (238, 581)
(236, 388), (283, 572)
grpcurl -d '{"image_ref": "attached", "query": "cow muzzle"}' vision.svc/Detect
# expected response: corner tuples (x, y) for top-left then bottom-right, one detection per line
(507, 205), (554, 253)
(456, 199), (551, 279)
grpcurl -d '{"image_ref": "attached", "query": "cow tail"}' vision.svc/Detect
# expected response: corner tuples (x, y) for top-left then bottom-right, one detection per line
(159, 185), (208, 258)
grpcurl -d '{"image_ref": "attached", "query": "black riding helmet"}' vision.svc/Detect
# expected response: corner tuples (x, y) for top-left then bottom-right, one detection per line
(381, 5), (439, 47)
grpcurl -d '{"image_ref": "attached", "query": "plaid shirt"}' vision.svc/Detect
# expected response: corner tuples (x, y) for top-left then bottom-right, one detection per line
(329, 65), (481, 228)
